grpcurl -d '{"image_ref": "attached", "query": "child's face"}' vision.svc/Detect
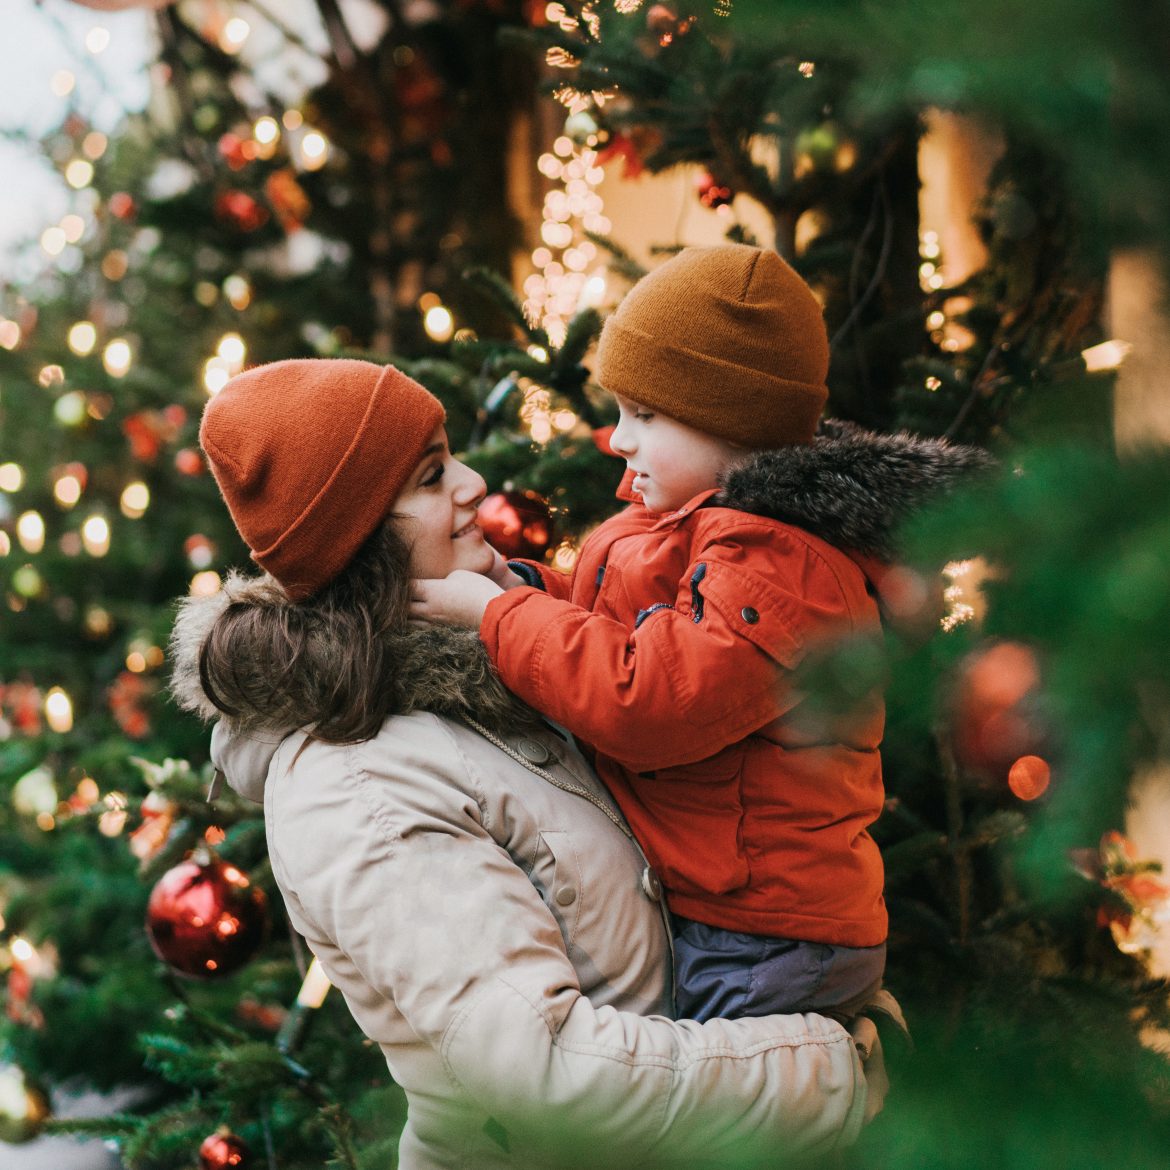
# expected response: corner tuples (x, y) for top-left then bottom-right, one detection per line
(610, 395), (743, 514)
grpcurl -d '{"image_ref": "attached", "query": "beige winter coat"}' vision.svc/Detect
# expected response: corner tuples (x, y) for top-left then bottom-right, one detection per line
(173, 587), (868, 1169)
(212, 712), (866, 1169)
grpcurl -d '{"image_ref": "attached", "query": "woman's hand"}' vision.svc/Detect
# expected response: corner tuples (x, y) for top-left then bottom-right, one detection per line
(410, 570), (505, 628)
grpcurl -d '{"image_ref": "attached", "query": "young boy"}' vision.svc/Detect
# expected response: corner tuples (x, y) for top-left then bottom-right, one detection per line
(412, 244), (982, 1022)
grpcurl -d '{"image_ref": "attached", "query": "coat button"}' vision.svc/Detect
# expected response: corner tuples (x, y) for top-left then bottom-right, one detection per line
(555, 886), (577, 906)
(641, 866), (663, 902)
(518, 738), (551, 765)
(741, 606), (760, 624)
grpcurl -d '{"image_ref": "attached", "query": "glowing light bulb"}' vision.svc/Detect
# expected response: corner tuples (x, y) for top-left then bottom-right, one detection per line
(54, 475), (83, 508)
(300, 131), (329, 170)
(423, 305), (454, 342)
(68, 321), (97, 356)
(41, 226), (67, 256)
(204, 357), (231, 395)
(217, 332), (246, 368)
(102, 339), (132, 377)
(82, 515), (110, 557)
(120, 482), (150, 518)
(220, 17), (251, 53)
(17, 511), (45, 554)
(65, 159), (94, 189)
(190, 570), (223, 596)
(1082, 339), (1133, 373)
(44, 687), (73, 733)
(254, 116), (279, 145)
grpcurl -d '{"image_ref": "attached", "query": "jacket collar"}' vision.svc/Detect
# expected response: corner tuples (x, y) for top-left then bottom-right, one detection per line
(714, 422), (990, 561)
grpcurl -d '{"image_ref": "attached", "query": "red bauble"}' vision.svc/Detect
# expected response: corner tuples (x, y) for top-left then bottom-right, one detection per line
(107, 192), (136, 220)
(478, 491), (553, 560)
(951, 641), (1046, 779)
(175, 448), (205, 476)
(146, 858), (268, 978)
(696, 171), (734, 209)
(215, 191), (269, 232)
(199, 1130), (251, 1169)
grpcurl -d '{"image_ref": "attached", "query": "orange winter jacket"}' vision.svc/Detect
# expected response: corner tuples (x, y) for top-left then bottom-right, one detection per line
(481, 426), (990, 945)
(482, 488), (889, 946)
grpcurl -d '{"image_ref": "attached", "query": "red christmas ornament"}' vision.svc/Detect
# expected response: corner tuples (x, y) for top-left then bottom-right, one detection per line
(478, 491), (553, 560)
(175, 448), (205, 476)
(951, 641), (1046, 779)
(199, 1130), (251, 1169)
(696, 171), (734, 210)
(146, 857), (268, 979)
(1007, 754), (1051, 801)
(215, 190), (269, 233)
(107, 192), (136, 220)
(217, 133), (252, 171)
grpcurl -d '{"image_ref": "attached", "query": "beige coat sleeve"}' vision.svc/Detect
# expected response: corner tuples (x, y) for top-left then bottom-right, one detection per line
(267, 719), (867, 1169)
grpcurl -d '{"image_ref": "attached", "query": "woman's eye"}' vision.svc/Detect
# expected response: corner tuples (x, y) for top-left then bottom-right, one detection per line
(421, 463), (444, 487)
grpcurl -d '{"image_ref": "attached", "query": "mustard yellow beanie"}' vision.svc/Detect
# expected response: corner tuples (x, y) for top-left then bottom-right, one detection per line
(595, 244), (829, 447)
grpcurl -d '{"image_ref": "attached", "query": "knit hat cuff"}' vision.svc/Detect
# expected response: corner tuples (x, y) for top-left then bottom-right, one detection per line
(598, 318), (827, 448)
(253, 365), (444, 600)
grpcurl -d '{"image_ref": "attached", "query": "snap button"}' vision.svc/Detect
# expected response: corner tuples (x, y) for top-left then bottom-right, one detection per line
(555, 886), (577, 906)
(741, 606), (760, 624)
(641, 866), (663, 902)
(518, 738), (551, 765)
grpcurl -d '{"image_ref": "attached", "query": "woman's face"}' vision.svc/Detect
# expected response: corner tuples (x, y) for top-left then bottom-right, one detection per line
(392, 425), (498, 580)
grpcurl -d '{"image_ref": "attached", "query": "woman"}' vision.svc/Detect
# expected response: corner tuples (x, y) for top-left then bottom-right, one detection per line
(170, 358), (881, 1170)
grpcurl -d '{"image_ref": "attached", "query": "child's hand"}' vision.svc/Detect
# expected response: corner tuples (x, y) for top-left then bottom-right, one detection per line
(410, 571), (505, 629)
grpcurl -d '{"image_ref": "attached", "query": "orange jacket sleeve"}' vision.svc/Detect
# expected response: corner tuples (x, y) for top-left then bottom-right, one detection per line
(481, 532), (855, 773)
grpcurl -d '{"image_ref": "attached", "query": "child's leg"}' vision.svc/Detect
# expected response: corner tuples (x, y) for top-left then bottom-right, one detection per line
(671, 915), (886, 1023)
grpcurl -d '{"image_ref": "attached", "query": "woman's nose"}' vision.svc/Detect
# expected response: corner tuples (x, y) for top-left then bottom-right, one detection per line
(453, 460), (487, 503)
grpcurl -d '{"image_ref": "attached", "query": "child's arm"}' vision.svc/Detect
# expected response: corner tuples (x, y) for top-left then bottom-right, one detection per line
(479, 527), (852, 773)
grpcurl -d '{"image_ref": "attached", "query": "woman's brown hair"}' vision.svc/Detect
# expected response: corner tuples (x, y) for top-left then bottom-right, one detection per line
(192, 521), (413, 744)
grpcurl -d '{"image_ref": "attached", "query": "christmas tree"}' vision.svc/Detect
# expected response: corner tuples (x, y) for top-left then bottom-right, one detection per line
(2, 1), (1169, 1166)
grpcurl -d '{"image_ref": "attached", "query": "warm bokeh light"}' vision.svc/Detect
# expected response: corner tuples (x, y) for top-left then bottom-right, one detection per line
(61, 214), (86, 244)
(85, 26), (111, 54)
(65, 159), (95, 189)
(203, 357), (231, 395)
(102, 338), (132, 377)
(190, 570), (223, 597)
(53, 474), (83, 508)
(82, 515), (111, 557)
(16, 511), (45, 554)
(0, 463), (25, 492)
(220, 17), (251, 53)
(217, 332), (246, 368)
(300, 130), (329, 170)
(51, 69), (76, 97)
(254, 116), (279, 145)
(120, 482), (150, 519)
(1082, 339), (1133, 373)
(423, 305), (454, 342)
(41, 226), (67, 256)
(44, 688), (74, 734)
(0, 319), (21, 350)
(68, 321), (97, 356)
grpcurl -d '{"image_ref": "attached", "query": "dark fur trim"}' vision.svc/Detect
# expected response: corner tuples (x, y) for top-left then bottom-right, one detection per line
(716, 421), (993, 560)
(169, 573), (541, 738)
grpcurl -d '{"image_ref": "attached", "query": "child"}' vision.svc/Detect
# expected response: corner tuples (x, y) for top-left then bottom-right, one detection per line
(411, 244), (985, 1022)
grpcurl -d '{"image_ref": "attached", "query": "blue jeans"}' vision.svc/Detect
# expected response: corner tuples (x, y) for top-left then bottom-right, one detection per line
(671, 915), (886, 1023)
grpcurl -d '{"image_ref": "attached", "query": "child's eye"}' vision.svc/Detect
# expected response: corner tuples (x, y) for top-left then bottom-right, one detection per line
(635, 410), (653, 421)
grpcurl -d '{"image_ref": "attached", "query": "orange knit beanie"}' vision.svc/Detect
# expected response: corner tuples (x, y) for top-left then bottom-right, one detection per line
(200, 358), (445, 602)
(596, 244), (829, 447)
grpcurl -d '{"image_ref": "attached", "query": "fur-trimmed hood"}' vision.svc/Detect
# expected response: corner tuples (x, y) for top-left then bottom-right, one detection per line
(716, 420), (992, 562)
(169, 572), (541, 738)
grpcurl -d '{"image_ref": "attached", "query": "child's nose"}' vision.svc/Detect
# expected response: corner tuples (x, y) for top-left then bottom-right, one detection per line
(610, 421), (634, 456)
